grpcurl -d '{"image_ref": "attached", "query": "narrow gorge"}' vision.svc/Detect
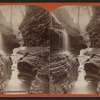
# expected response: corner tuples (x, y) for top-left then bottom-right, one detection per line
(0, 5), (99, 94)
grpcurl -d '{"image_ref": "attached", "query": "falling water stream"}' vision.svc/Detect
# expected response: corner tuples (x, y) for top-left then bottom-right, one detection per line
(71, 53), (97, 94)
(4, 53), (31, 94)
(61, 29), (98, 94)
(62, 29), (70, 52)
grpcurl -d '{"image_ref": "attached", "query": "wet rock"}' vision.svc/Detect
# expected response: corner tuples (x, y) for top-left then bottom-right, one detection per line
(50, 28), (64, 52)
(84, 63), (100, 82)
(82, 48), (100, 82)
(12, 47), (49, 78)
(97, 82), (100, 93)
(13, 47), (50, 94)
(1, 33), (20, 54)
(49, 53), (78, 94)
(0, 10), (20, 54)
(51, 8), (87, 54)
(50, 53), (70, 94)
(30, 75), (49, 94)
(17, 5), (80, 94)
(0, 50), (12, 94)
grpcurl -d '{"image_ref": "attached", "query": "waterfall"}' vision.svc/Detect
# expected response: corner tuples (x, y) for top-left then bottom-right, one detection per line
(62, 29), (69, 52)
(71, 49), (97, 94)
(0, 32), (3, 50)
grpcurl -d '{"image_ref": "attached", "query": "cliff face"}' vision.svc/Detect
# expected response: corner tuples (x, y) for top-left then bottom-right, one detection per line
(86, 6), (100, 48)
(18, 6), (50, 94)
(85, 6), (100, 93)
(16, 5), (80, 94)
(19, 6), (50, 47)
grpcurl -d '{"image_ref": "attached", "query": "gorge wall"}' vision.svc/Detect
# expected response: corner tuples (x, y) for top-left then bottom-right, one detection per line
(15, 5), (86, 94)
(84, 6), (100, 93)
(1, 5), (95, 94)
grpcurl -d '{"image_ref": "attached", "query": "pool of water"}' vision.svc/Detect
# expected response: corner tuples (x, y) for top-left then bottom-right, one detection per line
(4, 65), (32, 94)
(71, 55), (98, 94)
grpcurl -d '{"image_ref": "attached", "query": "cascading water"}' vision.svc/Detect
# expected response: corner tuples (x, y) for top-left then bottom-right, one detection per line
(60, 29), (72, 57)
(71, 49), (97, 94)
(4, 49), (31, 94)
(62, 29), (70, 52)
(0, 32), (4, 51)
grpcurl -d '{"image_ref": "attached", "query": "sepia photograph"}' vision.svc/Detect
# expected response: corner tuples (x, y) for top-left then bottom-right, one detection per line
(0, 5), (99, 94)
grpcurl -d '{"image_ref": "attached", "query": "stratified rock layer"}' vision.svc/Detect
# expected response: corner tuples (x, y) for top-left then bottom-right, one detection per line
(18, 5), (81, 94)
(86, 6), (100, 48)
(19, 5), (50, 47)
(50, 53), (70, 94)
(0, 10), (20, 54)
(12, 47), (49, 94)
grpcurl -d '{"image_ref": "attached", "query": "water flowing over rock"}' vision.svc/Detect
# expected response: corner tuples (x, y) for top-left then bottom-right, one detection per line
(0, 10), (20, 54)
(50, 53), (79, 94)
(11, 47), (49, 94)
(78, 48), (100, 86)
(51, 8), (87, 54)
(11, 5), (89, 94)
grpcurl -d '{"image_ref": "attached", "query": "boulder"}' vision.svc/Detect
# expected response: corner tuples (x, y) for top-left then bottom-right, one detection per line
(49, 53), (79, 94)
(80, 48), (100, 82)
(13, 47), (50, 94)
(50, 53), (70, 94)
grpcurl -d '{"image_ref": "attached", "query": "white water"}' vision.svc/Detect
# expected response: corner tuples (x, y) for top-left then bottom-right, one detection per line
(71, 50), (97, 94)
(62, 29), (69, 52)
(4, 51), (31, 94)
(0, 32), (4, 51)
(61, 28), (97, 94)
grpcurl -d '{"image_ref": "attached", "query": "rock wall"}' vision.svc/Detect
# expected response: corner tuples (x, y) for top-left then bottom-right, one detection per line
(17, 5), (81, 94)
(0, 10), (19, 94)
(85, 6), (100, 93)
(86, 6), (100, 48)
(19, 5), (50, 47)
(18, 6), (50, 94)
